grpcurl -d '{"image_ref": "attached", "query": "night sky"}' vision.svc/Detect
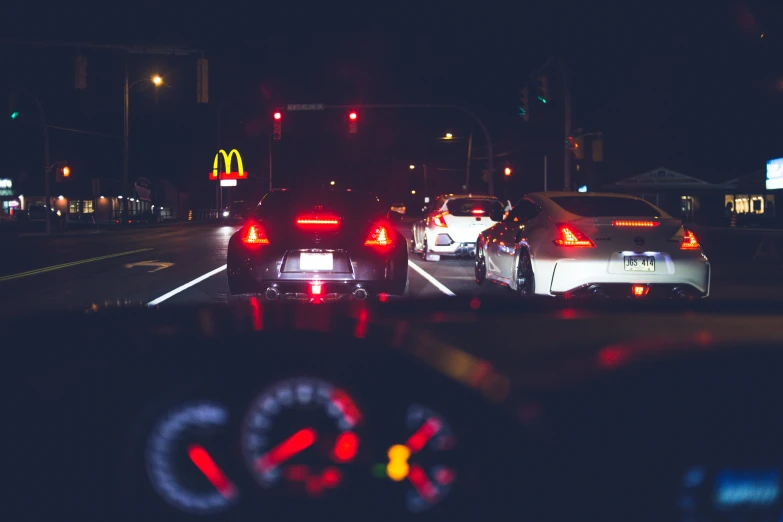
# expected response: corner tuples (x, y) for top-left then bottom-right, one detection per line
(1, 2), (782, 207)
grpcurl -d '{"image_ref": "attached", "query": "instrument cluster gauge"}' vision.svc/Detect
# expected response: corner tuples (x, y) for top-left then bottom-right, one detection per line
(241, 377), (363, 498)
(381, 404), (457, 513)
(145, 401), (238, 515)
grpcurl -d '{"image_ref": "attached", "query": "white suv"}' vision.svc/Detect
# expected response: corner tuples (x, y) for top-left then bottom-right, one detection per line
(411, 194), (504, 261)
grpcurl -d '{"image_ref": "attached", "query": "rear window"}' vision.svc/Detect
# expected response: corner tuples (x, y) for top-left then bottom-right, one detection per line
(257, 189), (385, 220)
(445, 198), (503, 217)
(550, 196), (661, 218)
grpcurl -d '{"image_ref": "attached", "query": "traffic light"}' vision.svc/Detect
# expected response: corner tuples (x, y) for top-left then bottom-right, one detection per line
(538, 74), (548, 104)
(273, 110), (282, 140)
(504, 167), (512, 177)
(75, 55), (87, 90)
(592, 137), (603, 162)
(349, 111), (358, 134)
(567, 136), (585, 159)
(56, 165), (71, 182)
(518, 87), (529, 121)
(9, 92), (18, 120)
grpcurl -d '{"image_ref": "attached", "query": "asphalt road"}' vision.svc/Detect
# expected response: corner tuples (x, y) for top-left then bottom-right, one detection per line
(0, 222), (780, 316)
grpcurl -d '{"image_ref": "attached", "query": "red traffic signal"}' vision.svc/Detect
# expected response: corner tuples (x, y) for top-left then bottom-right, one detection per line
(273, 110), (282, 140)
(349, 111), (358, 134)
(273, 111), (282, 120)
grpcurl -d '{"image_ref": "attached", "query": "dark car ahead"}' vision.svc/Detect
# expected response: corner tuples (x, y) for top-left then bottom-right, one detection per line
(227, 188), (409, 301)
(223, 200), (253, 224)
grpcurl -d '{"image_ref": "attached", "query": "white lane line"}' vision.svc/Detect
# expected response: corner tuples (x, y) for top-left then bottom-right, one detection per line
(147, 265), (227, 306)
(408, 261), (457, 296)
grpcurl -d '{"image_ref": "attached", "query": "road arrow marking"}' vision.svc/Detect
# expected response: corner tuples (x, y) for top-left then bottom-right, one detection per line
(124, 260), (175, 273)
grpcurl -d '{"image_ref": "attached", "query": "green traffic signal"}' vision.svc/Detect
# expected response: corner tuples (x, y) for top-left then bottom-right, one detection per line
(537, 96), (547, 104)
(10, 111), (19, 119)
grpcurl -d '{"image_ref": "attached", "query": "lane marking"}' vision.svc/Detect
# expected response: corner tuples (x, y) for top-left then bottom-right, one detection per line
(125, 260), (175, 273)
(147, 265), (227, 306)
(0, 248), (154, 282)
(408, 261), (456, 296)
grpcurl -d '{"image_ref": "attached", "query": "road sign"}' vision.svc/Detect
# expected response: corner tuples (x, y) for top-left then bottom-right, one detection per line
(286, 104), (324, 111)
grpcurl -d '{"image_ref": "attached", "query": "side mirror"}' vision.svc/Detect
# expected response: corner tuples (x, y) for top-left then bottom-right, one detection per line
(387, 210), (403, 221)
(489, 209), (504, 222)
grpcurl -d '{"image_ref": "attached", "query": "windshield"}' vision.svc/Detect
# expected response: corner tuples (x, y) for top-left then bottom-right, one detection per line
(256, 189), (385, 221)
(445, 198), (504, 217)
(549, 196), (663, 218)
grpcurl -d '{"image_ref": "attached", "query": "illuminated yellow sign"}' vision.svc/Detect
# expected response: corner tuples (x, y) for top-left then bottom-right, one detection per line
(210, 149), (247, 180)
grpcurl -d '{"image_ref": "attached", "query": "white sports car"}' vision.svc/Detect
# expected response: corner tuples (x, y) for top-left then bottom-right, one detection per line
(475, 192), (710, 299)
(412, 194), (505, 261)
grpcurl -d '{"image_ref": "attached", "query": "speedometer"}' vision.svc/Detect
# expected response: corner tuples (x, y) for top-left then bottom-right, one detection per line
(145, 401), (238, 515)
(241, 377), (363, 497)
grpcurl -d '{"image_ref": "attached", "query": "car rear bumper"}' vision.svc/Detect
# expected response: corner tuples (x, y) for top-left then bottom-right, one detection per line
(546, 252), (710, 297)
(227, 244), (408, 298)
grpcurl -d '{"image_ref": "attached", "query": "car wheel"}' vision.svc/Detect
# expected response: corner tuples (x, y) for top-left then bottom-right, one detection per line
(474, 242), (486, 285)
(516, 250), (535, 298)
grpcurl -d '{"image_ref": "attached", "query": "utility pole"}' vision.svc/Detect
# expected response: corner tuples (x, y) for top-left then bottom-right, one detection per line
(268, 134), (273, 191)
(464, 129), (473, 193)
(560, 57), (572, 191)
(423, 164), (428, 198)
(123, 56), (129, 222)
(544, 155), (548, 192)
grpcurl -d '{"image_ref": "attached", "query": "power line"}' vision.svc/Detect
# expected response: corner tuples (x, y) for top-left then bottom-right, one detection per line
(21, 120), (119, 138)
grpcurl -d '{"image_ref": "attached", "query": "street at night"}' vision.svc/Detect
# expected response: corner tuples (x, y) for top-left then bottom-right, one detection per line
(2, 220), (781, 317)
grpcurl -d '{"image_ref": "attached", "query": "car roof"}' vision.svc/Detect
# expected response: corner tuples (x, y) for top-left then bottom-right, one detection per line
(525, 191), (672, 219)
(528, 191), (644, 200)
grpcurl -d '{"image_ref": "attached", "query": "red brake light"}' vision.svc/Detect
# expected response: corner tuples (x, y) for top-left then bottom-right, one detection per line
(243, 222), (270, 245)
(471, 209), (485, 215)
(365, 224), (392, 247)
(554, 223), (595, 247)
(680, 229), (699, 250)
(612, 220), (660, 227)
(310, 282), (323, 295)
(431, 212), (448, 227)
(296, 215), (339, 227)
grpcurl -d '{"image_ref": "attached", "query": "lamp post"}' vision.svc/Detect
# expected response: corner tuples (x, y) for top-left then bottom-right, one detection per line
(123, 64), (163, 221)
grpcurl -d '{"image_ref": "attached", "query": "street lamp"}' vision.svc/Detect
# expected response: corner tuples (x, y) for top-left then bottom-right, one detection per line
(444, 133), (453, 139)
(411, 190), (416, 194)
(330, 180), (335, 186)
(409, 165), (415, 170)
(123, 71), (163, 221)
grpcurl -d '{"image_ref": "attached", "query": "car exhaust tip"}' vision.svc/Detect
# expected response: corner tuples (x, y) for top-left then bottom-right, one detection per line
(352, 288), (368, 300)
(264, 287), (280, 300)
(588, 285), (609, 299)
(671, 286), (694, 300)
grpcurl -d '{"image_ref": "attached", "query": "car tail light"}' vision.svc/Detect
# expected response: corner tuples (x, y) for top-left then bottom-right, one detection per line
(296, 214), (339, 227)
(309, 282), (323, 296)
(242, 222), (270, 245)
(680, 229), (699, 250)
(612, 220), (660, 227)
(471, 209), (485, 215)
(365, 223), (392, 247)
(431, 212), (448, 227)
(554, 223), (595, 247)
(632, 284), (650, 297)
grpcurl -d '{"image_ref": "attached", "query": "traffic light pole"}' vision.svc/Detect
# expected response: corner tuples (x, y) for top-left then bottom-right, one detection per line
(123, 56), (129, 223)
(560, 58), (572, 191)
(325, 104), (495, 196)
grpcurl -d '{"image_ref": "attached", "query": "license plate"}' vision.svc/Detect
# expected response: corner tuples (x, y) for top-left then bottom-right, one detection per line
(300, 252), (333, 271)
(624, 255), (655, 272)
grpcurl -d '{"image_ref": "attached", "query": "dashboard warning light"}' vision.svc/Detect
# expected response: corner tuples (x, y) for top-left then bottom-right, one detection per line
(386, 444), (411, 481)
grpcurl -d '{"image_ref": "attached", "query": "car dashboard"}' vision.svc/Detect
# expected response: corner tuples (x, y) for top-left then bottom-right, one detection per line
(9, 299), (783, 522)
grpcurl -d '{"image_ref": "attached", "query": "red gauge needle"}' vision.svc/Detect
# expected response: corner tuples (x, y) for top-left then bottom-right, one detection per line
(406, 417), (442, 453)
(256, 428), (318, 473)
(407, 464), (438, 502)
(187, 444), (237, 499)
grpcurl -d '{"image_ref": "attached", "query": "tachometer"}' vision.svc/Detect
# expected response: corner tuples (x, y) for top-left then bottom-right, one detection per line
(241, 377), (362, 497)
(145, 402), (238, 514)
(382, 404), (457, 513)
